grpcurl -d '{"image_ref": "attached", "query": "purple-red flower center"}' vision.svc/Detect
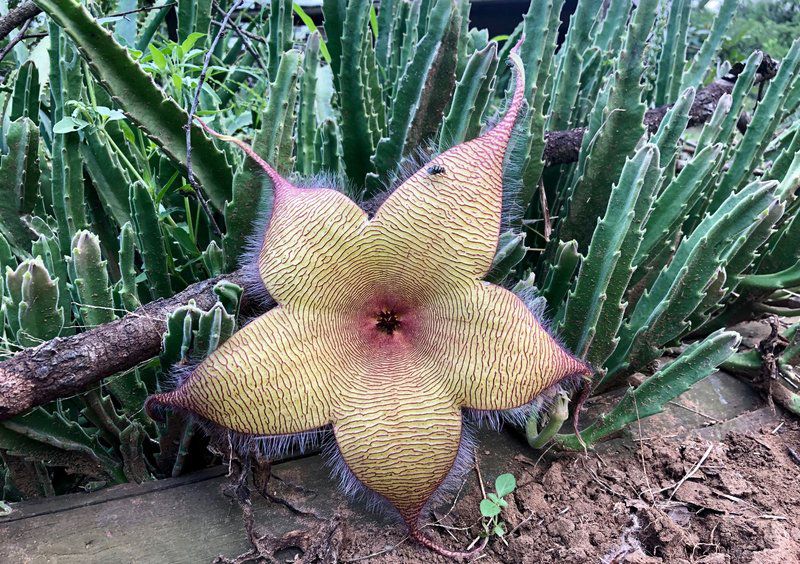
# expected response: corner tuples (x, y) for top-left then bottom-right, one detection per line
(375, 309), (401, 334)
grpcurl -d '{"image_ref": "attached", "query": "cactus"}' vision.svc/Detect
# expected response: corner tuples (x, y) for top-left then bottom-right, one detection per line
(9, 61), (39, 124)
(70, 230), (115, 328)
(654, 0), (690, 106)
(711, 39), (800, 210)
(678, 0), (738, 92)
(0, 118), (38, 250)
(560, 0), (658, 251)
(485, 231), (527, 284)
(5, 259), (64, 347)
(177, 0), (211, 44)
(0, 407), (124, 483)
(604, 182), (777, 384)
(34, 0), (233, 210)
(297, 32), (322, 175)
(129, 182), (172, 299)
(313, 118), (342, 175)
(158, 282), (240, 477)
(562, 145), (660, 367)
(405, 6), (460, 150)
(367, 0), (452, 191)
(50, 25), (88, 258)
(439, 43), (498, 151)
(336, 0), (376, 186)
(504, 0), (563, 224)
(556, 331), (742, 450)
(81, 127), (133, 228)
(223, 50), (301, 269)
(547, 0), (602, 131)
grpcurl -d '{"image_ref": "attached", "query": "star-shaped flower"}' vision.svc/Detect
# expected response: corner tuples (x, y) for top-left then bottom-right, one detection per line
(148, 50), (589, 555)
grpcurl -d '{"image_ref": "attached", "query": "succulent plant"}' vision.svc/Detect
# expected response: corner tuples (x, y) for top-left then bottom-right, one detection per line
(0, 1), (797, 555)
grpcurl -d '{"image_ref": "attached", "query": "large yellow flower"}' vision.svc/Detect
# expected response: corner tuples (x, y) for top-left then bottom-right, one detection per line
(148, 50), (588, 556)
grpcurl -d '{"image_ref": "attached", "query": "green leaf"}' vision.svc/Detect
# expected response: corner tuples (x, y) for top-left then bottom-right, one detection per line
(480, 498), (501, 518)
(556, 331), (741, 450)
(147, 44), (167, 71)
(293, 3), (332, 63)
(180, 32), (206, 53)
(94, 106), (126, 121)
(494, 473), (516, 498)
(53, 116), (89, 133)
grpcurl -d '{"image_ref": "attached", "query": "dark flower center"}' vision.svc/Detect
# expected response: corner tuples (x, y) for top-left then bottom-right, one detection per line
(375, 309), (401, 335)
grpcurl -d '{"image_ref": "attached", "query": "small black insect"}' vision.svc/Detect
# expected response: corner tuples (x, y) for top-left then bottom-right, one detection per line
(427, 164), (446, 175)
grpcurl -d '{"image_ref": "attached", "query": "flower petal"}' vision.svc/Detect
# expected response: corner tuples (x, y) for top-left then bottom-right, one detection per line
(424, 282), (590, 410)
(333, 370), (463, 526)
(148, 306), (340, 435)
(258, 186), (369, 305)
(193, 119), (369, 307)
(368, 51), (526, 282)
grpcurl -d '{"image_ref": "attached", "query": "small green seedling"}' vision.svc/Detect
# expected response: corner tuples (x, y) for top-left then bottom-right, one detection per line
(479, 473), (517, 541)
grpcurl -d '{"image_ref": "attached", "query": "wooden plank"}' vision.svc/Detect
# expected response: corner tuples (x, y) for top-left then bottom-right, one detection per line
(0, 430), (524, 563)
(0, 455), (344, 563)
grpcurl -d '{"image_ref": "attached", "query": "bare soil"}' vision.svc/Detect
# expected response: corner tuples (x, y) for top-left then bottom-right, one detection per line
(330, 424), (800, 563)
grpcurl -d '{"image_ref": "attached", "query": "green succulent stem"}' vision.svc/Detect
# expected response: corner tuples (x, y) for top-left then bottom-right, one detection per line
(556, 331), (740, 450)
(526, 392), (569, 449)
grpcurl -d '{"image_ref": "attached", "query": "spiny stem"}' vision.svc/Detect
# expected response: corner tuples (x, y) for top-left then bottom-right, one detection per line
(211, 1), (266, 71)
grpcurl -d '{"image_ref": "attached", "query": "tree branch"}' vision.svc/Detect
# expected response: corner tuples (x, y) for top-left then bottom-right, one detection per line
(543, 53), (779, 165)
(0, 269), (262, 420)
(0, 2), (41, 42)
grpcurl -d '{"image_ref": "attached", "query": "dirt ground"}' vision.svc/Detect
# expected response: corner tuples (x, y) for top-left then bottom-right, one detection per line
(328, 423), (800, 563)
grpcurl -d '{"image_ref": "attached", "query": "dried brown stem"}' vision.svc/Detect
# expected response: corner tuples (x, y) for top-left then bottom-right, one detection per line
(185, 0), (243, 238)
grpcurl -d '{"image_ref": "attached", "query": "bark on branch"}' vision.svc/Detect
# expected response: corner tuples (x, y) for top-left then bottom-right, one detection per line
(0, 53), (780, 420)
(0, 2), (41, 42)
(0, 269), (257, 419)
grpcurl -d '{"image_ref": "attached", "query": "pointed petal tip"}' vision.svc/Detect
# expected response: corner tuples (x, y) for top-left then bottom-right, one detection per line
(490, 40), (526, 139)
(575, 357), (594, 377)
(410, 526), (488, 559)
(194, 118), (292, 193)
(511, 34), (525, 55)
(144, 391), (182, 422)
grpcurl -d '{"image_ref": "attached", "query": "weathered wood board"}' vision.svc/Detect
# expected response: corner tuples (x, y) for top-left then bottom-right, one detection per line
(2, 465), (294, 563)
